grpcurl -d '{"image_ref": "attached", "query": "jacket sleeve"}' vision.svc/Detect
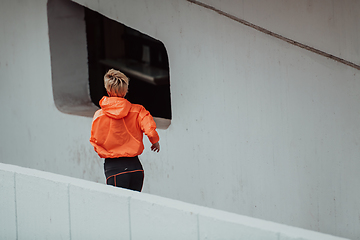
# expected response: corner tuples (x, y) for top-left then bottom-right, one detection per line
(138, 107), (159, 144)
(89, 110), (105, 147)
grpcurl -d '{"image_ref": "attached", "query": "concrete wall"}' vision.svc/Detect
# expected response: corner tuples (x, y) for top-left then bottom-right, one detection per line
(0, 0), (104, 182)
(0, 0), (359, 239)
(0, 163), (350, 240)
(198, 0), (360, 66)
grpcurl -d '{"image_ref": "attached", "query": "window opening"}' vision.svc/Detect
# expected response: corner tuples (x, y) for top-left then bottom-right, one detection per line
(85, 8), (172, 123)
(48, 0), (171, 128)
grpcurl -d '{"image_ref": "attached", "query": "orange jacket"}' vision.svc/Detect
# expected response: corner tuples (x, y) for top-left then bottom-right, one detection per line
(90, 96), (159, 158)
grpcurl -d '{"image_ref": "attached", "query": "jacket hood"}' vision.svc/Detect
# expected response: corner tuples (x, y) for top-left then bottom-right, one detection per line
(99, 96), (131, 119)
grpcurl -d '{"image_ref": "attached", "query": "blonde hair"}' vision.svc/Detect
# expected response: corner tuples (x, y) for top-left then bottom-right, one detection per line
(104, 69), (129, 97)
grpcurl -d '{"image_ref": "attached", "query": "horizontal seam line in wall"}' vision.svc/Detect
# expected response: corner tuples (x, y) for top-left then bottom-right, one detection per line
(187, 0), (360, 71)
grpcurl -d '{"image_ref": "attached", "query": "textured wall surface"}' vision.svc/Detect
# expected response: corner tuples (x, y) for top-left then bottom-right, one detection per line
(0, 0), (359, 239)
(0, 0), (104, 182)
(197, 0), (360, 66)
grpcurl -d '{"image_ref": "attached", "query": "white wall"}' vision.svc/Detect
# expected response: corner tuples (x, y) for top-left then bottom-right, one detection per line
(0, 0), (104, 182)
(198, 0), (360, 66)
(0, 163), (350, 240)
(0, 0), (359, 239)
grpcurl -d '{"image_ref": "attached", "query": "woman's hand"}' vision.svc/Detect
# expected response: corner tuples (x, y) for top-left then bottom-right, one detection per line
(151, 142), (160, 152)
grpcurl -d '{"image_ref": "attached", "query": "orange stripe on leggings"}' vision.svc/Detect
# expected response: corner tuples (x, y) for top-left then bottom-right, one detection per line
(107, 170), (144, 187)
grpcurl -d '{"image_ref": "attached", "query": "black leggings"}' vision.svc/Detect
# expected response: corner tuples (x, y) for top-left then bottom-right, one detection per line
(104, 156), (144, 192)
